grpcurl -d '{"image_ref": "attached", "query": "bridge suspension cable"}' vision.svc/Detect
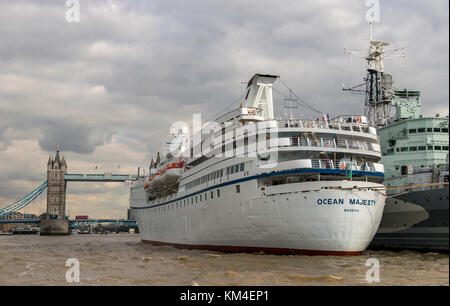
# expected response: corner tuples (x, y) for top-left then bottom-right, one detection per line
(0, 181), (47, 218)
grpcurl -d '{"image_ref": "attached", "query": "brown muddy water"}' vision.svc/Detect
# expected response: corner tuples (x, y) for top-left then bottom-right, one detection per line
(0, 234), (448, 286)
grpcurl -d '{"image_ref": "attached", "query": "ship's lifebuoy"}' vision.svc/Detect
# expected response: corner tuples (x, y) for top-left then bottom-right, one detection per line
(356, 117), (361, 124)
(339, 163), (346, 170)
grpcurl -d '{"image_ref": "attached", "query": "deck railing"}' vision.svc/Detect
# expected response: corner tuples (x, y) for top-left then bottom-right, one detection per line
(277, 119), (373, 135)
(287, 137), (379, 153)
(310, 159), (378, 172)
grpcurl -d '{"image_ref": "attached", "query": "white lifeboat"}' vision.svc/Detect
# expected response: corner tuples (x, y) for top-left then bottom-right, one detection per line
(164, 161), (184, 183)
(150, 169), (163, 187)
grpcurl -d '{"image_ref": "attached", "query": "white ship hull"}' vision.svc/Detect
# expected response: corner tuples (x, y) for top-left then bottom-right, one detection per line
(131, 180), (385, 255)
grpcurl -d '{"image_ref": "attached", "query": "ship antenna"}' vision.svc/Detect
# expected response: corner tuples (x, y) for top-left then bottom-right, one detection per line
(343, 22), (407, 127)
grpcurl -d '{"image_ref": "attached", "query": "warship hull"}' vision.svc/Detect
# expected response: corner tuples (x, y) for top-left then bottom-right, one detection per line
(371, 186), (449, 251)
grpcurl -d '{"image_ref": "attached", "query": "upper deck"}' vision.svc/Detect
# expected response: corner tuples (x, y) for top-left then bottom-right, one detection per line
(189, 115), (381, 168)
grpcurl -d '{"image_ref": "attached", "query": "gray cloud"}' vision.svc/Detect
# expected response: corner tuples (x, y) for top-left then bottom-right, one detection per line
(38, 120), (116, 154)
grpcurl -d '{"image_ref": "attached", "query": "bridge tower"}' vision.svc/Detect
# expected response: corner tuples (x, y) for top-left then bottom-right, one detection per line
(40, 146), (69, 235)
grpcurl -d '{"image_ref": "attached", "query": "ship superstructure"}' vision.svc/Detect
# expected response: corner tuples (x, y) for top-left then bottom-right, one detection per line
(129, 73), (386, 255)
(373, 89), (449, 250)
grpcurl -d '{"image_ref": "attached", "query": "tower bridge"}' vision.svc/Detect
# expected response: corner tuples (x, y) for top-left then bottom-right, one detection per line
(0, 147), (137, 235)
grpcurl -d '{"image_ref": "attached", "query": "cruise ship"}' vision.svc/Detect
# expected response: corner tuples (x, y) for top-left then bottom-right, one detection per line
(128, 73), (387, 255)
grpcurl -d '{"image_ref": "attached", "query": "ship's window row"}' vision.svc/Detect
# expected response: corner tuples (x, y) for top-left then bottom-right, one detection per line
(184, 162), (247, 191)
(185, 169), (224, 190)
(392, 146), (449, 154)
(150, 189), (222, 213)
(226, 162), (245, 175)
(408, 128), (448, 134)
(403, 146), (448, 152)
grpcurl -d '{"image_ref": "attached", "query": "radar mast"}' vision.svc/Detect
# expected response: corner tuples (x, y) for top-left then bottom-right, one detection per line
(344, 23), (406, 127)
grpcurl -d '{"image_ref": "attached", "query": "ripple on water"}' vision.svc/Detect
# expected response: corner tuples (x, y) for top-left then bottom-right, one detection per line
(204, 253), (221, 258)
(177, 255), (200, 264)
(225, 271), (237, 277)
(283, 273), (343, 282)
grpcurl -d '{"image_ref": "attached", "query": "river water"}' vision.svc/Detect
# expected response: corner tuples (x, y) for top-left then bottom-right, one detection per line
(0, 234), (448, 286)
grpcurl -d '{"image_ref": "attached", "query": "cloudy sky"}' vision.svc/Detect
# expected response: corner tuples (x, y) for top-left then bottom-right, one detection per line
(0, 0), (448, 218)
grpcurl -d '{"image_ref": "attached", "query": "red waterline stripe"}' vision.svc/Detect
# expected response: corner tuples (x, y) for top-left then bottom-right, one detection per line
(141, 240), (362, 256)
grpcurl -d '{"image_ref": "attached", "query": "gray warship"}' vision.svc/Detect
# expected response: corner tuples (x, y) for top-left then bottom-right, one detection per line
(345, 24), (449, 251)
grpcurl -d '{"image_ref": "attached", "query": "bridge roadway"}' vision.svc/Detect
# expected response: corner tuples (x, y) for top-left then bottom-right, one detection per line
(64, 173), (137, 182)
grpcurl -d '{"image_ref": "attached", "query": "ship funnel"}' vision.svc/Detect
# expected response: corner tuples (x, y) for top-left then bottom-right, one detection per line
(243, 74), (279, 120)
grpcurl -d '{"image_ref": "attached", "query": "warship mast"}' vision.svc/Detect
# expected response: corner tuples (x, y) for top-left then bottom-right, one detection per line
(344, 23), (406, 127)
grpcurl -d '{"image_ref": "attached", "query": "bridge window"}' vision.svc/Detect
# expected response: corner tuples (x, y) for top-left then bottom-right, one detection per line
(418, 146), (426, 151)
(409, 129), (417, 134)
(418, 128), (426, 133)
(444, 146), (449, 151)
(210, 191), (214, 199)
(434, 128), (441, 133)
(236, 185), (241, 193)
(205, 193), (207, 200)
(401, 147), (408, 152)
(428, 146), (433, 150)
(427, 128), (432, 132)
(217, 189), (220, 197)
(443, 128), (449, 133)
(200, 194), (202, 202)
(435, 146), (442, 151)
